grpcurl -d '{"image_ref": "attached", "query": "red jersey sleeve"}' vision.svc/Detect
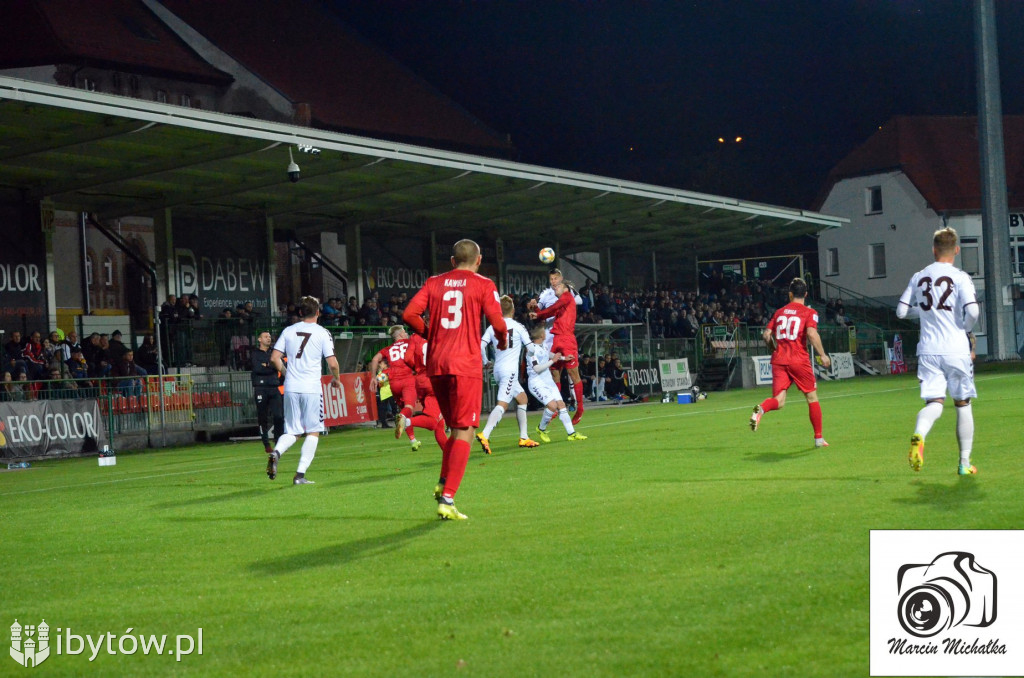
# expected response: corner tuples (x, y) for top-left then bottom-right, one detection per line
(533, 292), (570, 321)
(403, 285), (430, 337)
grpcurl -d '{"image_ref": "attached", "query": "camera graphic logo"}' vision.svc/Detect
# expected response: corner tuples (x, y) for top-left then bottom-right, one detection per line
(897, 551), (997, 638)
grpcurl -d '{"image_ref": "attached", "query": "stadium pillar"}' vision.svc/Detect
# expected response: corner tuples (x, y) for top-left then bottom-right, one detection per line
(154, 208), (175, 300)
(602, 248), (613, 285)
(40, 200), (57, 331)
(975, 0), (1018, 359)
(265, 216), (278, 315)
(346, 225), (363, 305)
(652, 250), (657, 288)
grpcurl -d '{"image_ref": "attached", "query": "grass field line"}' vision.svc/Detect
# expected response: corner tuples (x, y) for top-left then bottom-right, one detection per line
(0, 457), (255, 497)
(580, 371), (1015, 431)
(2, 373), (1015, 498)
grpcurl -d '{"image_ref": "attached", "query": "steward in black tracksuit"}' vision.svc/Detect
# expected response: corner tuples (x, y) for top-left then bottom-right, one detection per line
(251, 347), (284, 452)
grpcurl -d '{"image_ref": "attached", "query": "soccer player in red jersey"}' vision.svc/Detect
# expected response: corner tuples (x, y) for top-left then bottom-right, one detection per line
(530, 279), (586, 424)
(368, 325), (426, 449)
(398, 336), (450, 455)
(750, 277), (832, 447)
(403, 239), (507, 520)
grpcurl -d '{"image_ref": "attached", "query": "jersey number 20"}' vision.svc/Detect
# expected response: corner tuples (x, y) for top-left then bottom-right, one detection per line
(774, 315), (802, 341)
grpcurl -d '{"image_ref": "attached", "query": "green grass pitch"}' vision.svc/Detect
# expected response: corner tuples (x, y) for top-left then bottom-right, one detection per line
(2, 367), (1023, 677)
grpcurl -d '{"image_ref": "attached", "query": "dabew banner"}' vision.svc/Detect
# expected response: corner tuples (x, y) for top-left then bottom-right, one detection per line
(322, 373), (376, 427)
(0, 399), (108, 459)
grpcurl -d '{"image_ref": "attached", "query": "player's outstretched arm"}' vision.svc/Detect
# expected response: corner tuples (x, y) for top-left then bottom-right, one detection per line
(402, 287), (430, 337)
(806, 327), (831, 368)
(270, 348), (286, 374)
(327, 355), (342, 388)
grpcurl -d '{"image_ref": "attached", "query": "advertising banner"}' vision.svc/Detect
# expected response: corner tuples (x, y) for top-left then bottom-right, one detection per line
(322, 372), (376, 427)
(751, 355), (773, 386)
(0, 399), (108, 459)
(829, 351), (856, 379)
(362, 237), (431, 300)
(658, 358), (692, 392)
(173, 220), (271, 316)
(0, 203), (47, 336)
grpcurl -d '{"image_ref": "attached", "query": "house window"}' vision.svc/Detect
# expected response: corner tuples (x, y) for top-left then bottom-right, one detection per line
(128, 75), (140, 96)
(1011, 236), (1024, 277)
(85, 252), (93, 286)
(825, 248), (839, 276)
(869, 243), (886, 278)
(180, 93), (190, 107)
(866, 186), (883, 214)
(155, 89), (167, 103)
(82, 77), (97, 92)
(960, 237), (980, 276)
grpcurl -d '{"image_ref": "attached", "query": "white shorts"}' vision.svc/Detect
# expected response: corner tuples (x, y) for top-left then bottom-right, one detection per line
(283, 391), (325, 435)
(917, 354), (977, 401)
(528, 379), (560, 407)
(493, 369), (524, 404)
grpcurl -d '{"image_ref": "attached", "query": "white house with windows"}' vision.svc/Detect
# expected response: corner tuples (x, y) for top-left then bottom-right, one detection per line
(815, 115), (1024, 355)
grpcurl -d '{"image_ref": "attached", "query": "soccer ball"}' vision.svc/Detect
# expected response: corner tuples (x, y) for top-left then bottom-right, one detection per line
(539, 247), (556, 264)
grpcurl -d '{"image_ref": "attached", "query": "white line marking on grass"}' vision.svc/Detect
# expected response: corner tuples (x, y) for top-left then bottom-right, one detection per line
(0, 458), (255, 497)
(580, 372), (1020, 430)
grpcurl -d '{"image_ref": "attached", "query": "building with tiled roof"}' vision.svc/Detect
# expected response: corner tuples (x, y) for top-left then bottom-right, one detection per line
(815, 115), (1024, 354)
(0, 0), (512, 155)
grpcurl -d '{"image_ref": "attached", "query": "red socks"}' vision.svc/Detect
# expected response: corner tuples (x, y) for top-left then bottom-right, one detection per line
(808, 401), (823, 438)
(760, 397), (780, 413)
(443, 438), (471, 499)
(573, 381), (585, 413)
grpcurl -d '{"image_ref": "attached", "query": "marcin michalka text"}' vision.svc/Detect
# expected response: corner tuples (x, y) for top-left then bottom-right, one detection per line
(887, 638), (1006, 656)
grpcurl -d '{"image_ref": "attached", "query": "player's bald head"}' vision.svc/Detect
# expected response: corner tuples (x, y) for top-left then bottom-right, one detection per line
(452, 239), (481, 266)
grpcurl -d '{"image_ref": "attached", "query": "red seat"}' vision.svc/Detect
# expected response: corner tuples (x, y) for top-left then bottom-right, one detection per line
(201, 391), (212, 407)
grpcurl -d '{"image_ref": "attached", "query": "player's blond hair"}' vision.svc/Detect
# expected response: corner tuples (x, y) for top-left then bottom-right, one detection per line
(530, 325), (546, 341)
(452, 239), (481, 265)
(388, 325), (406, 338)
(933, 227), (959, 256)
(500, 295), (515, 317)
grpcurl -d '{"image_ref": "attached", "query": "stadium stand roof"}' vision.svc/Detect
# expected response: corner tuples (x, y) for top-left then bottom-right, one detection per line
(814, 115), (1024, 212)
(156, 0), (513, 155)
(0, 76), (845, 259)
(0, 0), (232, 85)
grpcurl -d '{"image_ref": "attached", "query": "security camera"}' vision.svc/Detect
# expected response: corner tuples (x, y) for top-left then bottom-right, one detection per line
(287, 148), (300, 183)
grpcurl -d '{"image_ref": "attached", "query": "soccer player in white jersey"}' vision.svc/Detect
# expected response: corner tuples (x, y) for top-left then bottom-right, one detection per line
(896, 227), (980, 476)
(267, 296), (342, 485)
(525, 326), (587, 443)
(476, 295), (540, 453)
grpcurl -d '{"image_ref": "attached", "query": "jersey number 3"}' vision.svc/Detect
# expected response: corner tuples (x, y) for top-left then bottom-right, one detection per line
(441, 290), (464, 329)
(774, 315), (802, 341)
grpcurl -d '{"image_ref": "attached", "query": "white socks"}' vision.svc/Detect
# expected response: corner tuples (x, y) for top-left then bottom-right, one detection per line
(482, 405), (504, 438)
(557, 407), (575, 435)
(914, 401), (944, 439)
(297, 435), (319, 474)
(516, 404), (528, 438)
(274, 433), (297, 455)
(539, 408), (554, 430)
(956, 403), (974, 466)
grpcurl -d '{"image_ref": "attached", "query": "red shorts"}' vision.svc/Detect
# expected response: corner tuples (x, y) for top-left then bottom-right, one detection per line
(772, 362), (816, 394)
(550, 334), (579, 369)
(414, 373), (433, 403)
(429, 374), (483, 428)
(389, 375), (418, 412)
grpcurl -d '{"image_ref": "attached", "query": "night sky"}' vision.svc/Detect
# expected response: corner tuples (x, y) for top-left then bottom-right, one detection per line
(330, 1), (1024, 211)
